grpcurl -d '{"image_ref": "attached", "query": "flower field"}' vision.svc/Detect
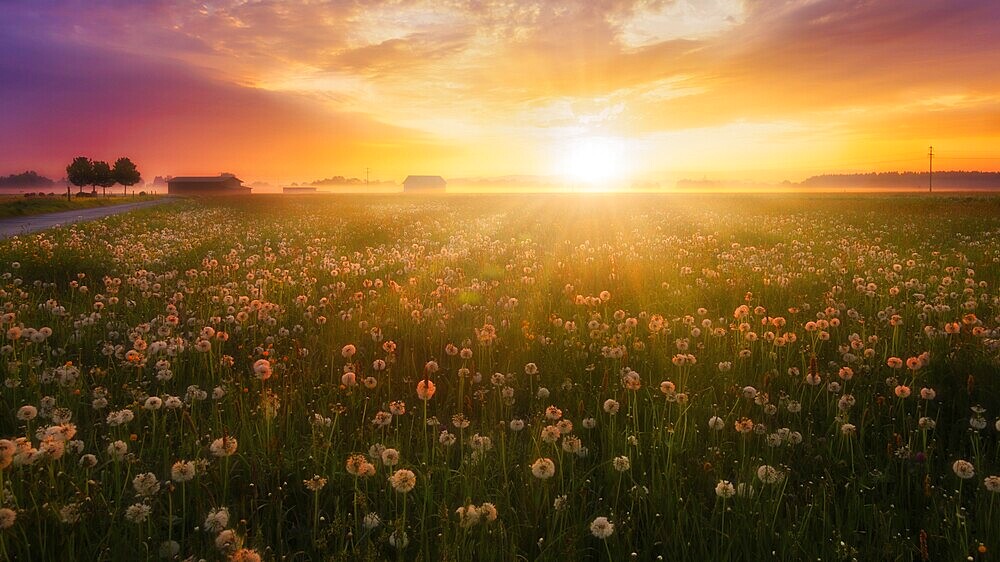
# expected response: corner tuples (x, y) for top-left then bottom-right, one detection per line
(1, 194), (999, 561)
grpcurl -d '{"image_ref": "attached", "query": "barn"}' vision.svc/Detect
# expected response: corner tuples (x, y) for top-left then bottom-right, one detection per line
(402, 175), (446, 193)
(167, 174), (251, 195)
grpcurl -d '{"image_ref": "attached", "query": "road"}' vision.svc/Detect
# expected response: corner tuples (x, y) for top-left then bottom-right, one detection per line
(0, 199), (171, 240)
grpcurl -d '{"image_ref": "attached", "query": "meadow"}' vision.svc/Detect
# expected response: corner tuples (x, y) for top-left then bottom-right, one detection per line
(0, 194), (159, 220)
(0, 193), (998, 561)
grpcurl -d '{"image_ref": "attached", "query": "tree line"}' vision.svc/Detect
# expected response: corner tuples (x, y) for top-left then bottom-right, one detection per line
(66, 156), (142, 197)
(0, 170), (55, 188)
(799, 171), (1000, 189)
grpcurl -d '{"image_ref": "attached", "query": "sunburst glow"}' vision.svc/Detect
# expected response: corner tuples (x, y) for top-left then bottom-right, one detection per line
(556, 136), (629, 187)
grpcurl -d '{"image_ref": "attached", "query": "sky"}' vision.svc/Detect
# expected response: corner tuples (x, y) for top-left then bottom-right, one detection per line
(1, 0), (998, 188)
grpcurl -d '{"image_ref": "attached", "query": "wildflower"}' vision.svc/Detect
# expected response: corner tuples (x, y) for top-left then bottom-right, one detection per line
(389, 400), (406, 416)
(553, 494), (569, 511)
(362, 512), (381, 529)
(530, 457), (556, 479)
(107, 440), (128, 460)
(133, 472), (161, 497)
(416, 379), (436, 400)
(304, 475), (327, 492)
(470, 434), (493, 452)
(540, 425), (561, 444)
(215, 529), (238, 550)
(439, 430), (457, 446)
(125, 503), (152, 524)
(389, 530), (408, 549)
(509, 419), (525, 431)
(756, 465), (784, 484)
(106, 409), (135, 426)
(479, 502), (498, 522)
(171, 460), (197, 482)
(840, 423), (857, 436)
(389, 469), (416, 493)
(894, 385), (911, 399)
(735, 418), (754, 434)
(204, 507), (230, 532)
(920, 387), (936, 400)
(346, 454), (376, 477)
(984, 476), (1000, 493)
(17, 405), (38, 421)
(451, 413), (470, 429)
(0, 508), (15, 529)
(603, 399), (620, 414)
(582, 417), (596, 429)
(621, 370), (641, 390)
(252, 358), (272, 380)
(456, 504), (481, 528)
(589, 516), (614, 539)
(210, 436), (238, 457)
(380, 448), (400, 466)
(556, 419), (573, 434)
(231, 548), (262, 562)
(715, 480), (736, 499)
(372, 411), (393, 427)
(952, 460), (975, 479)
(708, 416), (725, 431)
(659, 380), (676, 395)
(612, 456), (631, 472)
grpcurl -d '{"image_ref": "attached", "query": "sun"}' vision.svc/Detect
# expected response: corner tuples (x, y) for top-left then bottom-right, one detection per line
(555, 136), (628, 188)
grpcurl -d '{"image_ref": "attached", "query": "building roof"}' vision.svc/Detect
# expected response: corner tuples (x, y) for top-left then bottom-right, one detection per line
(403, 175), (446, 185)
(169, 175), (244, 183)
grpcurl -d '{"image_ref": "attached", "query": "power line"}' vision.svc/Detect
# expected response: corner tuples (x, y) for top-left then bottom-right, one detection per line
(928, 146), (933, 193)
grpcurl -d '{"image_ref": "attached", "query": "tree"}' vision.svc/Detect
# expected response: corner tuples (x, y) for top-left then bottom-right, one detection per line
(66, 156), (93, 195)
(91, 161), (114, 197)
(112, 157), (141, 196)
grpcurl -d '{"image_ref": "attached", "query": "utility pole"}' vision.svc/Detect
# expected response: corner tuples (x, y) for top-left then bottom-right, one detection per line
(928, 146), (933, 193)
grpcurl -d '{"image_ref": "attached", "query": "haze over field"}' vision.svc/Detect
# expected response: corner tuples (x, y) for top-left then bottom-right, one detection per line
(1, 0), (999, 189)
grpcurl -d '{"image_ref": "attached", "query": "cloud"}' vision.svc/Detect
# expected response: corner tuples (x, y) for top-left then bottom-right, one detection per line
(0, 21), (442, 181)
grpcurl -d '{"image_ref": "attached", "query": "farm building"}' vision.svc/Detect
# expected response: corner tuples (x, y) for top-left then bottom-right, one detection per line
(403, 175), (446, 193)
(167, 174), (251, 195)
(282, 186), (318, 194)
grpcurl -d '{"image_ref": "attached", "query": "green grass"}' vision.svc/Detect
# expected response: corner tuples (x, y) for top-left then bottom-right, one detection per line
(0, 193), (998, 561)
(0, 194), (159, 219)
